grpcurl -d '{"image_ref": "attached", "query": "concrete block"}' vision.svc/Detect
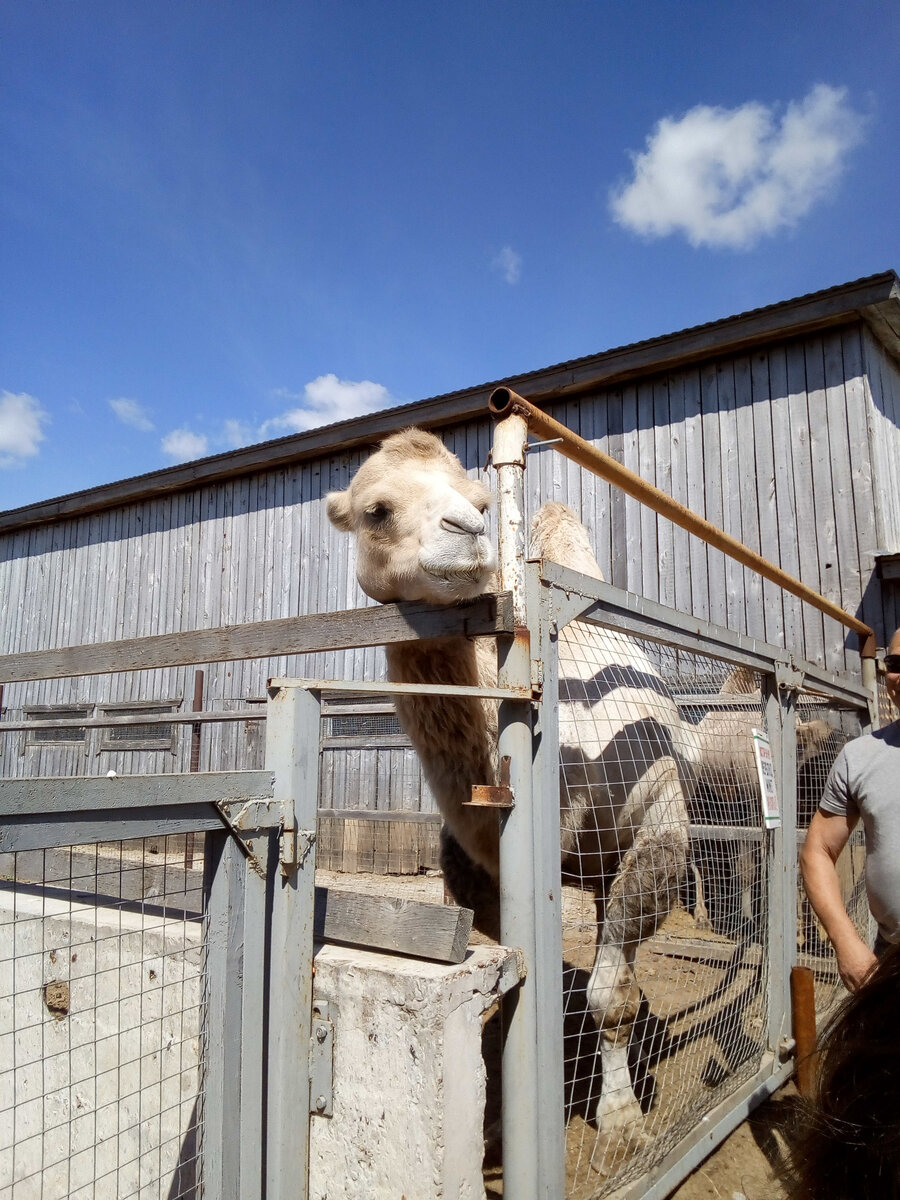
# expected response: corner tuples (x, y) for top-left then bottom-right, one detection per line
(0, 890), (201, 1200)
(309, 940), (521, 1200)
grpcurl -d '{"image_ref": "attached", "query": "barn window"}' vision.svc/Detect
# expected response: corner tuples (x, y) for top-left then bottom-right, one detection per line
(24, 705), (93, 747)
(98, 701), (179, 753)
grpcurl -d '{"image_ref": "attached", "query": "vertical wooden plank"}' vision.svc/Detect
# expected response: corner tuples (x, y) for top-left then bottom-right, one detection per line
(768, 346), (804, 655)
(735, 354), (763, 640)
(637, 381), (659, 602)
(667, 372), (691, 616)
(806, 337), (844, 670)
(654, 377), (676, 610)
(701, 361), (727, 629)
(717, 360), (745, 634)
(603, 388), (621, 584)
(823, 331), (863, 667)
(844, 330), (883, 645)
(683, 367), (708, 622)
(372, 818), (390, 875)
(750, 351), (785, 648)
(786, 342), (825, 664)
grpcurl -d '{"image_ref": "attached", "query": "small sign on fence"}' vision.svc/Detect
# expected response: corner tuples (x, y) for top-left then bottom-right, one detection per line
(752, 728), (780, 828)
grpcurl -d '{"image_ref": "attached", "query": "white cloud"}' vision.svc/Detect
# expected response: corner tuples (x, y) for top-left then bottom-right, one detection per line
(221, 418), (256, 448)
(0, 391), (49, 467)
(610, 84), (866, 249)
(492, 245), (522, 284)
(161, 428), (209, 462)
(259, 374), (395, 437)
(109, 396), (154, 432)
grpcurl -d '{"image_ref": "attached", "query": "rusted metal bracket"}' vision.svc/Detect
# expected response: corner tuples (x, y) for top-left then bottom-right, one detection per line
(280, 822), (317, 877)
(775, 662), (806, 696)
(214, 799), (267, 879)
(466, 755), (515, 809)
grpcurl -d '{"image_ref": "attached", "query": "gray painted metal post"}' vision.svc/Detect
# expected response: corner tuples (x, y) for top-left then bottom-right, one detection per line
(493, 414), (564, 1199)
(202, 830), (257, 1199)
(264, 683), (320, 1200)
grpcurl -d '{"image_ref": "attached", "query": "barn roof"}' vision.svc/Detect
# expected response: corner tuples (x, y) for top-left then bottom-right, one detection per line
(3, 268), (899, 534)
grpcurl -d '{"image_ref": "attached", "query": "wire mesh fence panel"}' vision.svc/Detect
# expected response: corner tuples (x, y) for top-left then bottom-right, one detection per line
(0, 838), (204, 1200)
(555, 623), (778, 1198)
(794, 694), (868, 1023)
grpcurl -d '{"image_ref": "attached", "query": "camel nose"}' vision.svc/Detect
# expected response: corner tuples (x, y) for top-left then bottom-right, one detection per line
(440, 510), (486, 537)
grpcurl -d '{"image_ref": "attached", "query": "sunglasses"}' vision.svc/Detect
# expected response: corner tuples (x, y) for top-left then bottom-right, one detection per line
(884, 654), (900, 674)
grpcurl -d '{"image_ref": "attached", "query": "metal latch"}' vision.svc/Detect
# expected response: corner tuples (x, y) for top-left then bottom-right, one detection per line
(309, 1001), (334, 1117)
(465, 755), (515, 809)
(280, 823), (316, 877)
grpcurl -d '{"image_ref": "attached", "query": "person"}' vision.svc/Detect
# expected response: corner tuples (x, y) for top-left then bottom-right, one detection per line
(799, 627), (900, 992)
(782, 939), (900, 1199)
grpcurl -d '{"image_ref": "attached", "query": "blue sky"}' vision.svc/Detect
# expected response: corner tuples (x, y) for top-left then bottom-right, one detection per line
(2, 2), (898, 510)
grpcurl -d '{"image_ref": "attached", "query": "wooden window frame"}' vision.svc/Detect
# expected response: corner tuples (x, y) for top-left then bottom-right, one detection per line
(23, 704), (94, 748)
(98, 700), (180, 754)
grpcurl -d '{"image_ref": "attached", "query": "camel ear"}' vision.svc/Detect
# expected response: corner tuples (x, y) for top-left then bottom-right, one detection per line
(325, 490), (353, 531)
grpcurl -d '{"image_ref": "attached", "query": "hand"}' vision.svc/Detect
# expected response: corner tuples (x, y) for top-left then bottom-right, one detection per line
(835, 938), (878, 992)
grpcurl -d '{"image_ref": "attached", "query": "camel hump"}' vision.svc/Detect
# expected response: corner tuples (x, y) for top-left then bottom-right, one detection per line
(530, 502), (605, 581)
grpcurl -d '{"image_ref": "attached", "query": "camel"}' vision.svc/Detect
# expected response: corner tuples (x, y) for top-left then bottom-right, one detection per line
(326, 427), (703, 1133)
(692, 666), (835, 939)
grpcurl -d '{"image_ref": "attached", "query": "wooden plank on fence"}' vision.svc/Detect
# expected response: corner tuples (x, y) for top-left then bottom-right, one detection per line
(0, 771), (275, 817)
(314, 886), (473, 964)
(0, 594), (515, 684)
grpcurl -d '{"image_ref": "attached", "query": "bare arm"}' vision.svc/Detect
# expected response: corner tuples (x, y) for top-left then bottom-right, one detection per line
(800, 808), (876, 991)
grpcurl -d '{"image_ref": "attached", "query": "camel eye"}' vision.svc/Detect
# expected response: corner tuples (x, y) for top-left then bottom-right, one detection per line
(365, 502), (392, 524)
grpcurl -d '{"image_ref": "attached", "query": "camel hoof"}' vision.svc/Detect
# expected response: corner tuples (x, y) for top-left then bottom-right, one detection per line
(594, 1094), (645, 1137)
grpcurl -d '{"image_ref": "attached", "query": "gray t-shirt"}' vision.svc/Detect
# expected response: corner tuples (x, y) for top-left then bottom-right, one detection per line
(820, 721), (900, 943)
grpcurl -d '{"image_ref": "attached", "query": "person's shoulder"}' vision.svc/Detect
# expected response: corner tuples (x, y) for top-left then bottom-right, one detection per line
(870, 720), (900, 748)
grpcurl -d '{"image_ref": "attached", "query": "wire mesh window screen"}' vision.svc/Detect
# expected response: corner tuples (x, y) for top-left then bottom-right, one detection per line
(98, 704), (178, 753)
(555, 622), (772, 1196)
(24, 707), (93, 748)
(0, 838), (204, 1199)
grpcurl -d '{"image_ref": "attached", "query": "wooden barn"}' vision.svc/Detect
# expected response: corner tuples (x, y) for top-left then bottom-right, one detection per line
(2, 269), (899, 868)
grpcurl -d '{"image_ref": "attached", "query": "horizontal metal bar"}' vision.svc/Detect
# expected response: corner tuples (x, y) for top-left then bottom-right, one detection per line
(1, 808), (230, 852)
(0, 770), (274, 817)
(0, 709), (267, 733)
(269, 676), (534, 701)
(0, 593), (515, 684)
(689, 823), (764, 843)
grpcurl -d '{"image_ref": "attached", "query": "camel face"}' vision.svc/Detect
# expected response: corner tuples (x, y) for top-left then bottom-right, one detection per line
(326, 429), (497, 604)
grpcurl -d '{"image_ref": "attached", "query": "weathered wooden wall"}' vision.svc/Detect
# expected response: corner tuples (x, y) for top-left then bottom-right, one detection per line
(2, 322), (898, 818)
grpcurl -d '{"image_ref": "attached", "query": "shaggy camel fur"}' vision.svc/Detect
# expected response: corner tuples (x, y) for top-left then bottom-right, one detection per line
(326, 428), (703, 1133)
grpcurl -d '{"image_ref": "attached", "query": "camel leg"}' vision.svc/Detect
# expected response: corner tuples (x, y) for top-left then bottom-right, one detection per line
(586, 804), (688, 1131)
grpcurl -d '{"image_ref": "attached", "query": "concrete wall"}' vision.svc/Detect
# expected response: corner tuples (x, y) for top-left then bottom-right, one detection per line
(0, 891), (202, 1200)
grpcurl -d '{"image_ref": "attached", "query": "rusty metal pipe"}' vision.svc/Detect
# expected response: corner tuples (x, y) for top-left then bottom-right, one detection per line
(790, 964), (818, 1097)
(489, 387), (876, 656)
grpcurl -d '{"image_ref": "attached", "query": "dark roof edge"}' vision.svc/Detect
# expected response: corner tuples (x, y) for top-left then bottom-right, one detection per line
(3, 269), (898, 535)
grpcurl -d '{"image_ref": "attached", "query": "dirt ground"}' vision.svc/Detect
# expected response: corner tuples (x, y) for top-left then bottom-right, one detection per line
(320, 869), (802, 1200)
(667, 1083), (798, 1200)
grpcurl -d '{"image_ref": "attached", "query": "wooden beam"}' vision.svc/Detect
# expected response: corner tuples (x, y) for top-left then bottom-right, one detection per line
(314, 885), (473, 964)
(0, 593), (513, 684)
(0, 770), (275, 816)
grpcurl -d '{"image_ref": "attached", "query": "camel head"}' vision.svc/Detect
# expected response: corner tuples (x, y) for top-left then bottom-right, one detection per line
(326, 428), (497, 604)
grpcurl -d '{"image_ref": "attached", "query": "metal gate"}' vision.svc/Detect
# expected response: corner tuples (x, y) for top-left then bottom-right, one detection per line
(1, 686), (320, 1200)
(509, 561), (871, 1199)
